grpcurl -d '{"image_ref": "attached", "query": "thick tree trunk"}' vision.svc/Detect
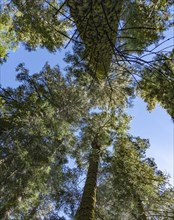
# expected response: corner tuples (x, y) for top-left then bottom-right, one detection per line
(75, 137), (101, 220)
(68, 0), (124, 78)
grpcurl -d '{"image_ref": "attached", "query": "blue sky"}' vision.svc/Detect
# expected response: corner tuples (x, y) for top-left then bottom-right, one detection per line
(129, 98), (173, 184)
(0, 41), (173, 185)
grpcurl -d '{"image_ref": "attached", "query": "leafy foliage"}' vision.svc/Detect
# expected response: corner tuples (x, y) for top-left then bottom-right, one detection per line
(0, 57), (134, 219)
(1, 0), (173, 79)
(120, 0), (172, 52)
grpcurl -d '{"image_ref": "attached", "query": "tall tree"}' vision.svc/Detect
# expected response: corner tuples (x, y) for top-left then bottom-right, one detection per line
(1, 0), (173, 79)
(0, 62), (90, 219)
(96, 135), (174, 220)
(65, 42), (174, 219)
(67, 0), (172, 79)
(1, 60), (173, 219)
(74, 111), (130, 220)
(0, 51), (133, 219)
(65, 44), (133, 219)
(0, 1), (173, 219)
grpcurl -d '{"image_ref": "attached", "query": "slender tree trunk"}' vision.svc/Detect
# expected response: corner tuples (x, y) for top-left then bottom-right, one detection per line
(26, 202), (40, 220)
(137, 196), (147, 220)
(75, 137), (101, 220)
(0, 209), (9, 220)
(0, 197), (18, 220)
(132, 192), (147, 220)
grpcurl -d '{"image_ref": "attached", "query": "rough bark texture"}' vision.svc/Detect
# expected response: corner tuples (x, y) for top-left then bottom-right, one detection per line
(75, 138), (101, 220)
(67, 0), (124, 78)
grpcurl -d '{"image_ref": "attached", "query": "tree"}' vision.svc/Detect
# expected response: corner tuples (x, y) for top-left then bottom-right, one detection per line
(0, 60), (173, 219)
(138, 50), (174, 119)
(74, 112), (131, 220)
(0, 0), (69, 58)
(64, 42), (133, 219)
(0, 9), (17, 60)
(0, 1), (174, 219)
(0, 62), (90, 219)
(96, 135), (174, 219)
(0, 54), (134, 218)
(1, 1), (173, 79)
(65, 0), (173, 79)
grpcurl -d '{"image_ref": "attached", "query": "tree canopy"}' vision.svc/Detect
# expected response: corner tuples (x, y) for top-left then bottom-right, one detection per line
(0, 0), (174, 219)
(138, 50), (174, 119)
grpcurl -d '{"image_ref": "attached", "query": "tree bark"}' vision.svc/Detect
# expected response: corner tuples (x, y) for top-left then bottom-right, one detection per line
(75, 137), (101, 220)
(136, 196), (147, 220)
(132, 192), (147, 220)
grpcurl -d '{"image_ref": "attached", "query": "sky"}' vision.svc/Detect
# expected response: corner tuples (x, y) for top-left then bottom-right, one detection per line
(129, 98), (173, 184)
(0, 40), (173, 186)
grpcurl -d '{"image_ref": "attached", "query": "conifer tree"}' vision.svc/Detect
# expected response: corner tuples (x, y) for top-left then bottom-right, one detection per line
(0, 1), (173, 219)
(138, 50), (174, 119)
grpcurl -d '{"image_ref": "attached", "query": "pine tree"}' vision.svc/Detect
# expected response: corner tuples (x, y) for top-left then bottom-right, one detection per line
(67, 0), (172, 79)
(0, 63), (89, 219)
(0, 0), (69, 58)
(138, 50), (174, 119)
(0, 1), (173, 219)
(1, 0), (173, 79)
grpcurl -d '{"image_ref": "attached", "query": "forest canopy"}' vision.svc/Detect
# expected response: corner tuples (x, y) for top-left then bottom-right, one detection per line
(0, 0), (174, 219)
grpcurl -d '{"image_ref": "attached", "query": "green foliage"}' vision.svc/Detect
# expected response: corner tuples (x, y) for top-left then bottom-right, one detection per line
(0, 12), (17, 58)
(0, 60), (173, 219)
(1, 50), (173, 219)
(0, 56), (134, 218)
(1, 0), (172, 78)
(0, 1), (173, 218)
(0, 63), (87, 218)
(138, 50), (174, 118)
(65, 42), (134, 107)
(96, 135), (174, 220)
(67, 0), (172, 79)
(121, 0), (172, 52)
(12, 0), (69, 51)
(0, 0), (69, 58)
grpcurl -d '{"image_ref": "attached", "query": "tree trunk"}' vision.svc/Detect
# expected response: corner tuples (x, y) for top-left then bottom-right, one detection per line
(0, 209), (9, 220)
(26, 202), (40, 220)
(137, 196), (147, 220)
(132, 192), (147, 220)
(0, 197), (17, 220)
(75, 137), (101, 220)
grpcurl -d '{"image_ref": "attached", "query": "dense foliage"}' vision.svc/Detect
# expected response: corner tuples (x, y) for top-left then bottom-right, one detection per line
(138, 50), (174, 119)
(0, 0), (174, 219)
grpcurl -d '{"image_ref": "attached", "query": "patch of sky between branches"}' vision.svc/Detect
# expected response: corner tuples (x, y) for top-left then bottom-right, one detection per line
(0, 42), (73, 88)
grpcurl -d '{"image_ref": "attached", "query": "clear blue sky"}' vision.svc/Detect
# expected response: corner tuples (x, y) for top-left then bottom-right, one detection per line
(0, 41), (173, 185)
